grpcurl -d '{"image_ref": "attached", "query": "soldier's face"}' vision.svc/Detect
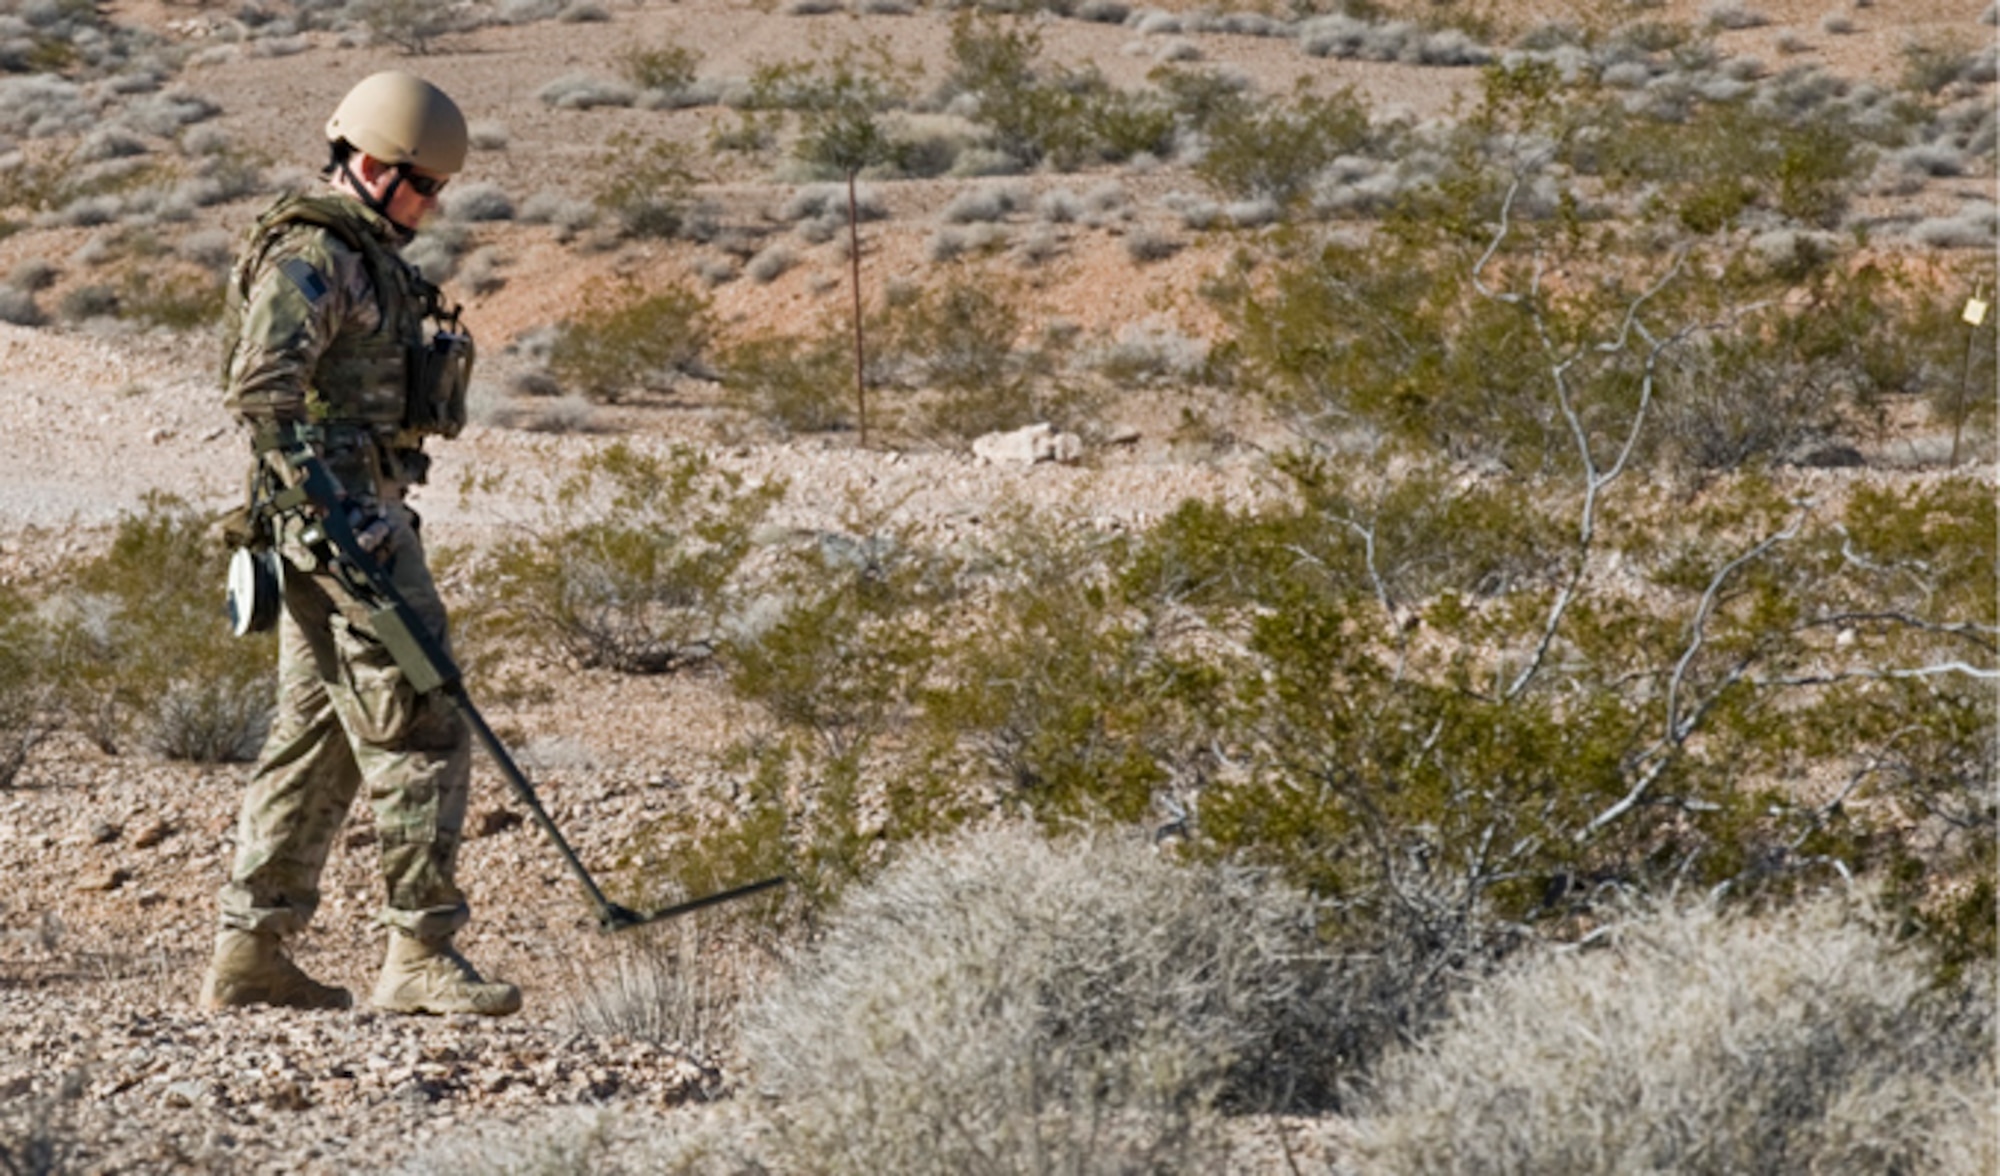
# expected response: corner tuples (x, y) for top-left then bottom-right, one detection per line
(348, 153), (447, 232)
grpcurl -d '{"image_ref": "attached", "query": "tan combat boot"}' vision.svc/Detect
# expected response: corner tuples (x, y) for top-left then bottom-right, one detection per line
(371, 932), (522, 1016)
(199, 928), (353, 1011)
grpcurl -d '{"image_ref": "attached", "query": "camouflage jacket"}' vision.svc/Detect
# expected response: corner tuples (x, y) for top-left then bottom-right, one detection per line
(220, 192), (431, 437)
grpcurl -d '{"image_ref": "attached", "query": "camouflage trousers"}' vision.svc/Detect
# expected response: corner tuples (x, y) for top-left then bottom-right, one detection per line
(217, 499), (473, 942)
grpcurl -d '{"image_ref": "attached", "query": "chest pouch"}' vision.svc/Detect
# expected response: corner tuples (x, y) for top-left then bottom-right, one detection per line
(405, 296), (474, 440)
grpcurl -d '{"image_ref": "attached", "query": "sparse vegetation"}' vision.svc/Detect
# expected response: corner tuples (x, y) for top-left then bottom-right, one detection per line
(452, 442), (782, 675)
(737, 828), (1333, 1171)
(46, 495), (275, 762)
(1352, 897), (1996, 1173)
(593, 133), (697, 238)
(0, 3), (1991, 1171)
(547, 281), (715, 402)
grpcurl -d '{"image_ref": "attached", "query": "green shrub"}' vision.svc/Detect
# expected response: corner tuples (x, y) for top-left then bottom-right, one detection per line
(454, 442), (782, 675)
(751, 46), (919, 179)
(351, 0), (464, 53)
(0, 587), (52, 788)
(718, 328), (855, 435)
(1193, 85), (1373, 206)
(725, 517), (949, 759)
(946, 13), (1174, 170)
(874, 272), (1050, 442)
(1162, 469), (1996, 970)
(593, 133), (697, 239)
(910, 513), (1211, 828)
(51, 495), (274, 761)
(1352, 896), (1997, 1174)
(548, 281), (714, 402)
(617, 40), (701, 95)
(117, 264), (224, 331)
(1900, 36), (1980, 95)
(738, 827), (1333, 1172)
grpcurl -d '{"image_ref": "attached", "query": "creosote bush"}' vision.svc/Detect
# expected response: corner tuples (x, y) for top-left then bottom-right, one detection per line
(49, 494), (274, 761)
(593, 132), (696, 238)
(946, 12), (1175, 171)
(0, 587), (52, 788)
(1352, 896), (1997, 1174)
(548, 280), (714, 402)
(451, 442), (782, 676)
(718, 327), (854, 436)
(739, 827), (1336, 1173)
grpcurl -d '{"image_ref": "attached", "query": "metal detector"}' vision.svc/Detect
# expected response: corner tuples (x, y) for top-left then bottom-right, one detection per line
(261, 431), (787, 932)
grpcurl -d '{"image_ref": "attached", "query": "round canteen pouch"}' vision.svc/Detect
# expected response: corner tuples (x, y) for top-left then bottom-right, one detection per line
(227, 546), (281, 637)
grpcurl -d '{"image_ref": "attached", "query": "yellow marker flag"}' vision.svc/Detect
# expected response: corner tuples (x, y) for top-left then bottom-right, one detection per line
(1965, 297), (1990, 326)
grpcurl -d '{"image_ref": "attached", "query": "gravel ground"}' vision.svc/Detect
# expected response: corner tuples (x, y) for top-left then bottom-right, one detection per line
(0, 0), (1987, 1168)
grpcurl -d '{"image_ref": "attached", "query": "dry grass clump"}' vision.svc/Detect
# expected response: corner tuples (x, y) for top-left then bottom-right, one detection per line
(443, 181), (515, 223)
(1351, 896), (1997, 1175)
(737, 826), (1345, 1173)
(1906, 201), (1998, 249)
(564, 924), (765, 1055)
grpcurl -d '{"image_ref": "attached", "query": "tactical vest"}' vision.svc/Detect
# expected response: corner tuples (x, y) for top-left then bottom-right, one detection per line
(221, 192), (431, 431)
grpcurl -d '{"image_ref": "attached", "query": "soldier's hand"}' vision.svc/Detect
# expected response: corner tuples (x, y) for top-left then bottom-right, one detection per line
(342, 500), (393, 563)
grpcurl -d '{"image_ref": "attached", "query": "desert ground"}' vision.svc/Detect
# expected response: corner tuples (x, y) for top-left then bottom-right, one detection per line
(0, 0), (1992, 1171)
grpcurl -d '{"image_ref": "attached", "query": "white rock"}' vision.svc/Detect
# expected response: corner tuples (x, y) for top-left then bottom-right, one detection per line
(971, 422), (1084, 465)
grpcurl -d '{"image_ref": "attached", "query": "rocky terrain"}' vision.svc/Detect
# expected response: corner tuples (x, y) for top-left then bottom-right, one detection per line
(0, 0), (1991, 1170)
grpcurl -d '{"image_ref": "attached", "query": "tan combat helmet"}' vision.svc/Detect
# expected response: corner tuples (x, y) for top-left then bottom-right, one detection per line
(325, 71), (468, 176)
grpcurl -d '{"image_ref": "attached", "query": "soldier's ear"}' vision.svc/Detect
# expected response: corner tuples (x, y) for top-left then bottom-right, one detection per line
(351, 153), (394, 189)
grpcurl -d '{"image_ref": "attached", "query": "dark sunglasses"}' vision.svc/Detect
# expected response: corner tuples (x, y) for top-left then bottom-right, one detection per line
(396, 166), (448, 198)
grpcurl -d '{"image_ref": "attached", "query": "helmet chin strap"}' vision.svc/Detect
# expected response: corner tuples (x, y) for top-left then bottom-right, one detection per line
(336, 156), (419, 242)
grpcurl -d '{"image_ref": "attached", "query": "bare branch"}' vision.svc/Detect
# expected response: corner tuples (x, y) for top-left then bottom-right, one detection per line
(1578, 506), (1812, 841)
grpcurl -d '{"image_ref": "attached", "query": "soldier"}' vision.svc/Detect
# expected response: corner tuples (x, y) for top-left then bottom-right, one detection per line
(200, 71), (519, 1016)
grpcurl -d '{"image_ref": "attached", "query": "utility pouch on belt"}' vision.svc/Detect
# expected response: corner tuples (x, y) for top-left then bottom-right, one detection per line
(405, 318), (474, 440)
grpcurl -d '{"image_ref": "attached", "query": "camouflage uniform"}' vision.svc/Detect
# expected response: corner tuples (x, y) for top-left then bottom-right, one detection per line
(217, 192), (472, 944)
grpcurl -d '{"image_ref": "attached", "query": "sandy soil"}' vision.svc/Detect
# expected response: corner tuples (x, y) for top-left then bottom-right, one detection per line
(0, 0), (1991, 1169)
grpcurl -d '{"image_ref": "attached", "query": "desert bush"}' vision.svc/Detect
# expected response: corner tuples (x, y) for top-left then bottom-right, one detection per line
(0, 285), (42, 326)
(115, 265), (225, 331)
(0, 587), (52, 788)
(724, 517), (948, 762)
(1085, 321), (1209, 387)
(56, 282), (118, 322)
(740, 826), (1337, 1172)
(744, 243), (794, 284)
(1901, 37), (1979, 95)
(452, 442), (782, 675)
(875, 272), (1044, 441)
(946, 12), (1174, 170)
(547, 280), (713, 402)
(443, 181), (514, 223)
(350, 0), (478, 54)
(1351, 896), (1997, 1174)
(1194, 86), (1373, 206)
(1216, 65), (1912, 472)
(764, 46), (916, 180)
(1298, 14), (1494, 66)
(617, 39), (701, 99)
(564, 921), (765, 1054)
(719, 327), (854, 435)
(1124, 226), (1184, 263)
(593, 133), (696, 238)
(49, 495), (274, 761)
(939, 180), (1027, 223)
(537, 72), (636, 111)
(1906, 201), (1999, 250)
(1151, 458), (1996, 966)
(458, 246), (506, 296)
